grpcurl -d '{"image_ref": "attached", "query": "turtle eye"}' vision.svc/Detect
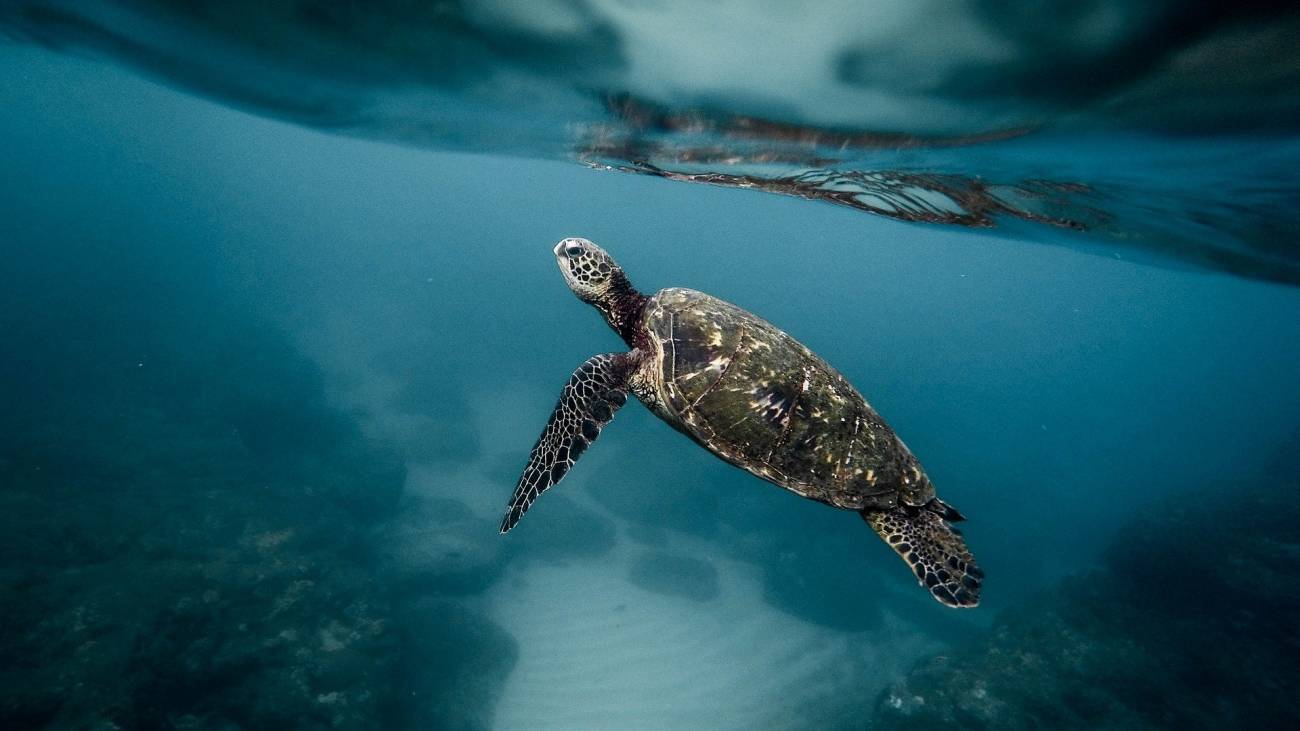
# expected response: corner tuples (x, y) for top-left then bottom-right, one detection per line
(565, 244), (584, 257)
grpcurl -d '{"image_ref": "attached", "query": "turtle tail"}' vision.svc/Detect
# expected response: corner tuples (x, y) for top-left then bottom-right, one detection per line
(863, 499), (983, 608)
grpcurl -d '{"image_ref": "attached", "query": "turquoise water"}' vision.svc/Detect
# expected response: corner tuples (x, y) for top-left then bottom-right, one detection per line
(2, 4), (1300, 729)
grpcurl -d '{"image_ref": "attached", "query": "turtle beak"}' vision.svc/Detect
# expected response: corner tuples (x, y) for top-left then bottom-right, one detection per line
(554, 240), (575, 281)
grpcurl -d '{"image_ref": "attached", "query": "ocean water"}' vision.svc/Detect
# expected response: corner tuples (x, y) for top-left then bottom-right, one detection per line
(2, 3), (1299, 729)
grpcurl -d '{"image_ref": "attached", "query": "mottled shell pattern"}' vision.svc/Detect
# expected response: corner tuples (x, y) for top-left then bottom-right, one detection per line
(639, 288), (934, 511)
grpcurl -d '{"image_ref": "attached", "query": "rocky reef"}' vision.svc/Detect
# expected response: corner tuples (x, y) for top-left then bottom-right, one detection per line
(0, 255), (520, 729)
(874, 434), (1300, 730)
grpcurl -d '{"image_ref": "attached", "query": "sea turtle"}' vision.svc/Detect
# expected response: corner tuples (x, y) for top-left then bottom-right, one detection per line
(500, 238), (982, 607)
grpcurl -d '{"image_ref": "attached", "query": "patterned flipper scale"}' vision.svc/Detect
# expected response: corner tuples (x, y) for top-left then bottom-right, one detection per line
(863, 499), (983, 608)
(500, 352), (632, 533)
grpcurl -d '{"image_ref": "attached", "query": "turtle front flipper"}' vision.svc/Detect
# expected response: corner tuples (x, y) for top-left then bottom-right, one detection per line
(500, 352), (637, 533)
(864, 500), (983, 608)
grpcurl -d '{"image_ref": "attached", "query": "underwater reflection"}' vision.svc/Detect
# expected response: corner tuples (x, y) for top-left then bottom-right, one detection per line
(3, 0), (1300, 281)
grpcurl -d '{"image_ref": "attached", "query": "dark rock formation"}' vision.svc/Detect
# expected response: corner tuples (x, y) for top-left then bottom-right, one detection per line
(393, 599), (518, 731)
(874, 442), (1300, 730)
(0, 249), (516, 728)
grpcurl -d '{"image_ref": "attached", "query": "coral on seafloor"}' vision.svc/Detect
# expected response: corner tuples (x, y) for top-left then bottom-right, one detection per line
(0, 307), (516, 730)
(873, 433), (1300, 730)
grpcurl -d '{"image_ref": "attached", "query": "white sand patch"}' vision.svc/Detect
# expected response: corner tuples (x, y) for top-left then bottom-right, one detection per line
(487, 520), (943, 730)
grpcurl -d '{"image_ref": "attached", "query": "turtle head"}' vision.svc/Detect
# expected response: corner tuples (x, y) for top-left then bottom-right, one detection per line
(554, 237), (623, 303)
(553, 237), (647, 345)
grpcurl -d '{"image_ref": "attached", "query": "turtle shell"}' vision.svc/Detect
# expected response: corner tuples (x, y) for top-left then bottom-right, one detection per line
(643, 288), (933, 510)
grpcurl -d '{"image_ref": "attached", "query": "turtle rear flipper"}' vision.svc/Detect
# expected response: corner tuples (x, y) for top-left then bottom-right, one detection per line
(864, 501), (983, 608)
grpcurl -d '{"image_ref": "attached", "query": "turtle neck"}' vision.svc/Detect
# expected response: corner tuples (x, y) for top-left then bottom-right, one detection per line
(595, 271), (649, 348)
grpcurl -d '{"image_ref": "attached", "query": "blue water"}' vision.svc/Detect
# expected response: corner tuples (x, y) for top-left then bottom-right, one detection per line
(2, 4), (1300, 729)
